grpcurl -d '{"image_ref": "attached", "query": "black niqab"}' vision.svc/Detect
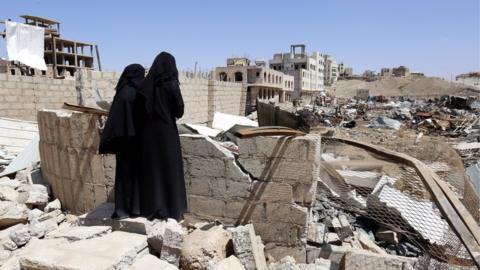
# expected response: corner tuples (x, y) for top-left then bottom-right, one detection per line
(99, 63), (145, 219)
(136, 52), (187, 221)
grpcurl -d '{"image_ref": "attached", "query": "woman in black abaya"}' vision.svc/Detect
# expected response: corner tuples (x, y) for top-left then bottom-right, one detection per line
(99, 63), (145, 219)
(137, 52), (187, 221)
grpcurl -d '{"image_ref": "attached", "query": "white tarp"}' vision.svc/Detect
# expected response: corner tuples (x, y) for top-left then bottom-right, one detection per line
(212, 112), (258, 132)
(5, 21), (47, 70)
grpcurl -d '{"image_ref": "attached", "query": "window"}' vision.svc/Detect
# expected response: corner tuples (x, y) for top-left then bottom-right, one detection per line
(256, 72), (260, 77)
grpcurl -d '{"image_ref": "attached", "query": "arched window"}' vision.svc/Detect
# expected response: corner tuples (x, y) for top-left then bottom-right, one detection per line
(219, 72), (227, 81)
(234, 72), (243, 82)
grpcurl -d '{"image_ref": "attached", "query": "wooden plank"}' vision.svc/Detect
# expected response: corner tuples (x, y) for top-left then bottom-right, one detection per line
(330, 137), (480, 267)
(62, 103), (108, 116)
(235, 126), (305, 138)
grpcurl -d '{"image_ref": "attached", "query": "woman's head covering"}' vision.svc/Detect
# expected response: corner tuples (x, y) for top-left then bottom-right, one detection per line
(138, 52), (179, 115)
(115, 63), (146, 91)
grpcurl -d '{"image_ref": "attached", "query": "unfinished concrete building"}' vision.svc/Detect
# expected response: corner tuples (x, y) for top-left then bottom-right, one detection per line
(269, 45), (325, 101)
(0, 15), (100, 78)
(215, 58), (294, 114)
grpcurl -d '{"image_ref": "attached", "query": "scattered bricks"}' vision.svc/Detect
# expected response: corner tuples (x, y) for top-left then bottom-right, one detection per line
(230, 224), (268, 270)
(375, 228), (401, 245)
(265, 244), (307, 264)
(331, 215), (353, 240)
(307, 222), (325, 245)
(356, 231), (387, 254)
(160, 219), (185, 267)
(341, 250), (416, 270)
(325, 233), (341, 244)
(269, 256), (300, 270)
(147, 220), (166, 255)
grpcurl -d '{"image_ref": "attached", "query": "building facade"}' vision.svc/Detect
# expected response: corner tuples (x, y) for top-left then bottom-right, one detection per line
(269, 45), (324, 100)
(215, 58), (294, 113)
(324, 54), (338, 86)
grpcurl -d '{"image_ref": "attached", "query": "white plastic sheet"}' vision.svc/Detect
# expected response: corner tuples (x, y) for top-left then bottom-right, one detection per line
(5, 21), (47, 70)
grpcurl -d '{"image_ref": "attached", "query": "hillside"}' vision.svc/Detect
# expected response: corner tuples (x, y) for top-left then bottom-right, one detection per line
(330, 76), (480, 98)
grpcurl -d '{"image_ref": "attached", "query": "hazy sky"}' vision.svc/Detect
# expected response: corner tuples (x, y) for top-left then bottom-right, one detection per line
(1, 0), (479, 79)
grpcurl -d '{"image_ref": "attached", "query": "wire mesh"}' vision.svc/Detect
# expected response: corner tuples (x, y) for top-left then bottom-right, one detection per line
(315, 137), (478, 269)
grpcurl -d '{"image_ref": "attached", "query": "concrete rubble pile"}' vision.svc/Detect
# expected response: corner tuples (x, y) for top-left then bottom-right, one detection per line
(0, 107), (475, 269)
(0, 148), (16, 174)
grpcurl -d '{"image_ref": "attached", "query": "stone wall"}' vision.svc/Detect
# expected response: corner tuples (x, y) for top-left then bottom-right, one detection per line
(0, 70), (245, 124)
(181, 134), (321, 259)
(38, 110), (115, 214)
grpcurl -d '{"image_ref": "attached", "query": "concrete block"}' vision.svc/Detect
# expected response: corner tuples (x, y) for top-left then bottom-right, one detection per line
(341, 250), (415, 270)
(230, 224), (268, 270)
(129, 254), (178, 270)
(46, 225), (111, 241)
(19, 231), (147, 270)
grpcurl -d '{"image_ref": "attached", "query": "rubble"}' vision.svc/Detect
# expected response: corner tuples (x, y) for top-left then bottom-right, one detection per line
(230, 224), (268, 270)
(207, 255), (245, 270)
(180, 225), (232, 270)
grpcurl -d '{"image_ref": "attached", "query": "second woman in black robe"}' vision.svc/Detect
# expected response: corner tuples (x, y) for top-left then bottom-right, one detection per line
(136, 52), (187, 221)
(99, 63), (145, 219)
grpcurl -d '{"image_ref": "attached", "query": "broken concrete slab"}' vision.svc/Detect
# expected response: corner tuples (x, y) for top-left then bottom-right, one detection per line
(17, 184), (48, 207)
(19, 231), (147, 270)
(160, 219), (185, 267)
(0, 177), (21, 189)
(0, 201), (29, 228)
(341, 250), (415, 270)
(307, 222), (325, 245)
(129, 254), (178, 270)
(44, 199), (61, 213)
(269, 256), (300, 270)
(230, 224), (268, 270)
(375, 228), (401, 245)
(331, 215), (353, 240)
(79, 203), (156, 235)
(46, 225), (111, 241)
(207, 255), (245, 270)
(0, 186), (19, 202)
(356, 231), (387, 254)
(180, 225), (232, 270)
(9, 225), (31, 247)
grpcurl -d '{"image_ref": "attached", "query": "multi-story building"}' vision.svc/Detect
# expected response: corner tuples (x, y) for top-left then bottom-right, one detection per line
(269, 44), (324, 100)
(381, 66), (410, 77)
(215, 58), (294, 113)
(380, 68), (393, 77)
(324, 55), (338, 86)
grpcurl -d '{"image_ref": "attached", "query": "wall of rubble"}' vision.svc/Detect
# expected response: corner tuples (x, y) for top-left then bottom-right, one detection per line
(0, 70), (246, 123)
(37, 110), (115, 214)
(181, 134), (321, 259)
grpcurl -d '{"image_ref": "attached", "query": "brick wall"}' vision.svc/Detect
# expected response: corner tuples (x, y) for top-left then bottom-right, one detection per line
(37, 110), (320, 260)
(0, 70), (246, 124)
(181, 134), (321, 260)
(37, 110), (115, 214)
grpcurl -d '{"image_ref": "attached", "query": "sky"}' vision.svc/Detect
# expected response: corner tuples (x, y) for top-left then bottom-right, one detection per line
(1, 0), (479, 79)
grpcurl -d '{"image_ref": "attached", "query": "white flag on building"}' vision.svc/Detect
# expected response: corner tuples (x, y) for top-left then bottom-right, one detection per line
(5, 21), (47, 71)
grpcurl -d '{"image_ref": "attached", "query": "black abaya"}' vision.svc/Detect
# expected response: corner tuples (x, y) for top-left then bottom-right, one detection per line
(137, 52), (187, 221)
(99, 64), (145, 218)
